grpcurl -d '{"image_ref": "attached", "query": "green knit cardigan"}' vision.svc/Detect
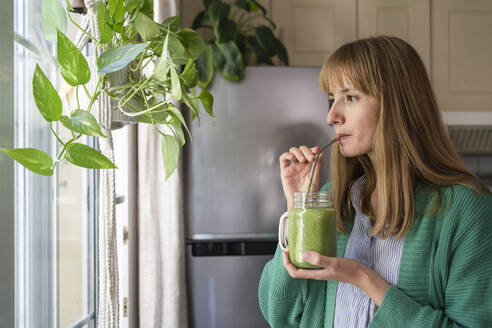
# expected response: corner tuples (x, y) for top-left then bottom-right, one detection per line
(258, 183), (492, 327)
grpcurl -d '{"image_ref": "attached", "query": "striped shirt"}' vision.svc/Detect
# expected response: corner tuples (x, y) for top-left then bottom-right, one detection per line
(333, 176), (405, 328)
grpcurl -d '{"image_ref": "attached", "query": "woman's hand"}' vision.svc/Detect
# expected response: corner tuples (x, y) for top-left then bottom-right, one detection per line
(282, 251), (390, 306)
(279, 145), (325, 210)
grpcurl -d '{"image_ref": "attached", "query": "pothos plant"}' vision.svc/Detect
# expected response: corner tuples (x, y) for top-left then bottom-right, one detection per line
(192, 0), (289, 88)
(2, 0), (214, 180)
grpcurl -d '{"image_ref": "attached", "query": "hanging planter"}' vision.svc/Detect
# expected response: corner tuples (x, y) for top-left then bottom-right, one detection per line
(107, 67), (139, 127)
(2, 0), (216, 181)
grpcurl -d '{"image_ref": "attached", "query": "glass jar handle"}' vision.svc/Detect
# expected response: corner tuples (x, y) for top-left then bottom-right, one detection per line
(278, 211), (289, 251)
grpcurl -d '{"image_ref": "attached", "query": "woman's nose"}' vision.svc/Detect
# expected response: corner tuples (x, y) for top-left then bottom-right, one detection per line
(326, 101), (344, 126)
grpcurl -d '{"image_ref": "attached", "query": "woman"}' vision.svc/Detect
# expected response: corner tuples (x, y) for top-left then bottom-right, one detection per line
(258, 36), (492, 327)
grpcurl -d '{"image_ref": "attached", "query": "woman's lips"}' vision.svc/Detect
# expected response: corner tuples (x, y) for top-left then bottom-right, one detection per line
(338, 135), (350, 142)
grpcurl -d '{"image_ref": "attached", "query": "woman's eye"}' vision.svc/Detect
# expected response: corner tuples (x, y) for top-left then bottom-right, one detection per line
(346, 95), (357, 102)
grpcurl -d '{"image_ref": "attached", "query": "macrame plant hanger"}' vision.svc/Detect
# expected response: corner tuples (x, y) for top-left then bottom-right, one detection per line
(71, 1), (120, 327)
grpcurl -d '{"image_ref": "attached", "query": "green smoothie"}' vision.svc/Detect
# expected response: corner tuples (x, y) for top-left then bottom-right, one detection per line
(288, 207), (337, 269)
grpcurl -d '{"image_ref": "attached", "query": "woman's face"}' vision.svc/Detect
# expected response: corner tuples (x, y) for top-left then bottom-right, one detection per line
(326, 79), (380, 157)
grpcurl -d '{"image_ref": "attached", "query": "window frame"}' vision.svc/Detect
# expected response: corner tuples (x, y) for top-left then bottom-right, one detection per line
(0, 0), (15, 325)
(12, 1), (98, 327)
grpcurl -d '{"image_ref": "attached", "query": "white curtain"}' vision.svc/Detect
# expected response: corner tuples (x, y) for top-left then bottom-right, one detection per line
(137, 0), (188, 327)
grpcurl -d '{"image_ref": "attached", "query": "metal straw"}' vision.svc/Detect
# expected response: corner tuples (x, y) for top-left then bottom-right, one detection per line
(305, 137), (339, 194)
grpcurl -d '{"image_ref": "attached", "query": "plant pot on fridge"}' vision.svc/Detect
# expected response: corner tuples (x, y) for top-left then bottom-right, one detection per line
(192, 0), (289, 89)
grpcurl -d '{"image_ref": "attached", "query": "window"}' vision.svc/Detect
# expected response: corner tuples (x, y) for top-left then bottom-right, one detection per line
(14, 1), (97, 327)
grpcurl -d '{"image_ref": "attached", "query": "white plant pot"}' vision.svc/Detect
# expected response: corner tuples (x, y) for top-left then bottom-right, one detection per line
(108, 68), (140, 127)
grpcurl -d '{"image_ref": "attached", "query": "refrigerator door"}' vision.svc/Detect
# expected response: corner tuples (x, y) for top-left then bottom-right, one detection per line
(185, 66), (335, 237)
(186, 246), (272, 328)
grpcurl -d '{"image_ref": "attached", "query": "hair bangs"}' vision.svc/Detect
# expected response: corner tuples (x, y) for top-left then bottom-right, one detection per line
(319, 46), (374, 97)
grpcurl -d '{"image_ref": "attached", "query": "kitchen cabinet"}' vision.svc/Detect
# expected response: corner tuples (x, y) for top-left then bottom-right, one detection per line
(270, 0), (430, 68)
(432, 0), (492, 111)
(358, 0), (430, 71)
(271, 0), (356, 67)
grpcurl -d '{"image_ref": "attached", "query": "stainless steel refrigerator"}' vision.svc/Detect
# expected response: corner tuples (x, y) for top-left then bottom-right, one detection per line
(184, 66), (335, 328)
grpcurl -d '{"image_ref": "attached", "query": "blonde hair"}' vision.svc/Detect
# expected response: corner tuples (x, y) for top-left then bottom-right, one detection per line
(319, 36), (490, 238)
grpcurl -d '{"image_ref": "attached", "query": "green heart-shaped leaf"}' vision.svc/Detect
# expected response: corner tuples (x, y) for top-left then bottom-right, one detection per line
(171, 53), (189, 66)
(97, 42), (150, 74)
(181, 91), (199, 120)
(32, 64), (63, 122)
(250, 0), (266, 14)
(169, 123), (186, 147)
(161, 134), (179, 180)
(167, 104), (190, 138)
(209, 1), (230, 23)
(65, 143), (117, 169)
(170, 61), (182, 100)
(180, 58), (198, 88)
(215, 41), (244, 81)
(140, 0), (154, 17)
(161, 15), (181, 32)
(254, 25), (277, 57)
(178, 28), (206, 61)
(248, 0), (259, 11)
(275, 37), (289, 65)
(60, 110), (106, 137)
(196, 44), (214, 89)
(211, 43), (226, 70)
(214, 19), (236, 43)
(1, 148), (53, 176)
(247, 34), (272, 64)
(108, 0), (125, 23)
(98, 2), (113, 44)
(57, 30), (91, 86)
(168, 33), (186, 55)
(124, 23), (138, 40)
(234, 32), (247, 55)
(234, 0), (250, 12)
(199, 88), (214, 118)
(154, 31), (169, 81)
(135, 12), (161, 41)
(125, 0), (139, 12)
(139, 107), (170, 124)
(190, 88), (200, 117)
(42, 0), (67, 42)
(192, 11), (211, 29)
(113, 22), (124, 33)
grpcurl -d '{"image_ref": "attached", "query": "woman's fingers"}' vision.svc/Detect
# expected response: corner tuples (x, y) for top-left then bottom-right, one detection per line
(310, 146), (326, 162)
(279, 145), (323, 180)
(299, 145), (316, 162)
(287, 145), (321, 163)
(282, 251), (298, 277)
(283, 251), (319, 279)
(279, 152), (296, 168)
(289, 147), (307, 163)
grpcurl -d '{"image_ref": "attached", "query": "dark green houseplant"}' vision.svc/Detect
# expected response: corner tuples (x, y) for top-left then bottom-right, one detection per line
(192, 0), (289, 88)
(2, 0), (214, 180)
